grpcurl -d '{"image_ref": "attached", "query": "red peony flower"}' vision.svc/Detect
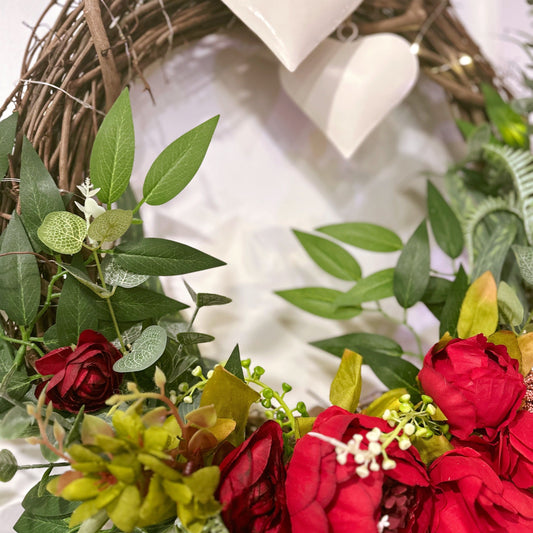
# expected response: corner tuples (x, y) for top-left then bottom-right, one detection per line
(285, 406), (431, 533)
(217, 420), (290, 533)
(428, 448), (533, 532)
(418, 334), (525, 441)
(35, 330), (123, 413)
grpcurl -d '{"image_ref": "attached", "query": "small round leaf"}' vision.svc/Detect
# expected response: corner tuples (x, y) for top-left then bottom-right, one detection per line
(0, 449), (18, 482)
(88, 209), (132, 243)
(37, 211), (87, 255)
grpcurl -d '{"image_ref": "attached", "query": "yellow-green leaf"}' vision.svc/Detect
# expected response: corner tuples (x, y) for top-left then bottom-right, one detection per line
(329, 349), (363, 412)
(295, 417), (316, 439)
(363, 388), (407, 417)
(199, 366), (260, 446)
(488, 330), (522, 374)
(87, 209), (132, 243)
(457, 271), (498, 338)
(412, 434), (454, 465)
(517, 332), (533, 376)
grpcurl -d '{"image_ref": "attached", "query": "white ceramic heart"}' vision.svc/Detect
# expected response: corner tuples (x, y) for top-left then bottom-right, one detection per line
(279, 34), (420, 158)
(220, 0), (364, 71)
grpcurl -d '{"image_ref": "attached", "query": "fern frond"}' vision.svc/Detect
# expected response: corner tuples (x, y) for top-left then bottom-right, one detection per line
(463, 194), (521, 264)
(482, 144), (533, 243)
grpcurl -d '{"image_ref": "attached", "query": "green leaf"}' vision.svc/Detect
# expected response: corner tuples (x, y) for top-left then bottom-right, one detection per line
(317, 222), (402, 252)
(61, 263), (112, 298)
(114, 238), (225, 276)
(393, 220), (430, 308)
(56, 259), (99, 346)
(512, 244), (533, 285)
(102, 255), (150, 288)
(101, 286), (188, 322)
(0, 213), (41, 325)
(0, 405), (35, 439)
(196, 293), (232, 308)
(14, 511), (70, 533)
(498, 281), (524, 327)
(334, 268), (394, 307)
(329, 349), (363, 412)
(87, 209), (132, 243)
(142, 116), (219, 206)
(0, 449), (18, 482)
(176, 332), (215, 346)
(117, 184), (144, 242)
(311, 332), (402, 359)
(422, 276), (452, 319)
(276, 287), (361, 319)
(466, 123), (493, 157)
(481, 83), (529, 149)
(471, 222), (517, 283)
(113, 325), (168, 372)
(0, 340), (31, 413)
(19, 137), (65, 251)
(0, 113), (17, 177)
(43, 325), (61, 350)
(90, 88), (135, 204)
(439, 265), (469, 337)
(225, 345), (244, 381)
(21, 477), (79, 517)
(427, 181), (464, 259)
(37, 211), (87, 255)
(363, 353), (420, 400)
(293, 230), (361, 281)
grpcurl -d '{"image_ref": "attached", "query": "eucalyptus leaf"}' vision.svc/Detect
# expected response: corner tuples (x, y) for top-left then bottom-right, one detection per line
(225, 344), (244, 381)
(335, 268), (394, 307)
(0, 113), (17, 177)
(393, 220), (430, 308)
(512, 244), (533, 285)
(0, 212), (41, 325)
(102, 255), (149, 288)
(142, 116), (219, 206)
(37, 211), (87, 255)
(439, 265), (469, 337)
(0, 449), (17, 482)
(293, 229), (361, 281)
(176, 332), (215, 346)
(20, 137), (65, 251)
(427, 181), (464, 259)
(276, 287), (362, 319)
(113, 325), (167, 372)
(87, 209), (132, 243)
(498, 281), (524, 327)
(90, 88), (135, 204)
(317, 222), (402, 252)
(311, 332), (402, 359)
(114, 238), (225, 276)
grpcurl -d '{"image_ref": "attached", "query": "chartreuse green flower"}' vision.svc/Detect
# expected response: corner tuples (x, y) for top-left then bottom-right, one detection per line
(47, 403), (223, 532)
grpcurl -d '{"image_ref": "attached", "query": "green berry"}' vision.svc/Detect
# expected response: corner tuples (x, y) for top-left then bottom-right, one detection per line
(262, 388), (274, 399)
(282, 382), (292, 393)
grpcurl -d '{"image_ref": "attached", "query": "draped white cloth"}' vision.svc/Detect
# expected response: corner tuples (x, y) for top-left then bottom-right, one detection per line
(0, 0), (529, 530)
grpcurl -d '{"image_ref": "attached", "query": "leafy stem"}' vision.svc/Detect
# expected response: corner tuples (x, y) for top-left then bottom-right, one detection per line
(34, 264), (65, 325)
(0, 334), (44, 357)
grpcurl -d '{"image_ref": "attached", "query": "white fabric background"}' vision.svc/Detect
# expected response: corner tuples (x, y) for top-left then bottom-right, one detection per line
(0, 1), (530, 530)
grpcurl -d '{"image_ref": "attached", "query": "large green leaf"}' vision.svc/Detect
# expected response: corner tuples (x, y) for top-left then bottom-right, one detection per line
(422, 276), (452, 319)
(439, 265), (469, 337)
(113, 325), (167, 372)
(276, 287), (361, 319)
(311, 332), (402, 359)
(142, 116), (219, 206)
(0, 339), (31, 413)
(90, 88), (135, 204)
(317, 222), (402, 252)
(0, 213), (41, 325)
(393, 220), (430, 308)
(427, 181), (464, 259)
(113, 238), (225, 276)
(0, 405), (35, 439)
(19, 137), (65, 251)
(14, 512), (70, 533)
(512, 244), (533, 285)
(55, 259), (99, 346)
(37, 211), (87, 255)
(498, 281), (524, 328)
(100, 286), (188, 322)
(293, 230), (361, 281)
(0, 113), (17, 177)
(21, 477), (79, 518)
(335, 268), (394, 307)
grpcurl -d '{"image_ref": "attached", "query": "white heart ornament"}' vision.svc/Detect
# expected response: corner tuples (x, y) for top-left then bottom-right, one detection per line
(279, 34), (419, 158)
(220, 0), (364, 71)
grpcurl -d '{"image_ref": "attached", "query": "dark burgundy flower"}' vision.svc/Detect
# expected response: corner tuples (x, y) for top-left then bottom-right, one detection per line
(418, 334), (525, 441)
(428, 448), (533, 532)
(35, 330), (122, 412)
(285, 406), (430, 533)
(217, 420), (289, 533)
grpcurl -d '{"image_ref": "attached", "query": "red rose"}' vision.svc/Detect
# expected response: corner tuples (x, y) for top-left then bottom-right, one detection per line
(428, 448), (533, 532)
(217, 420), (290, 533)
(285, 406), (431, 533)
(35, 330), (123, 413)
(418, 334), (525, 441)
